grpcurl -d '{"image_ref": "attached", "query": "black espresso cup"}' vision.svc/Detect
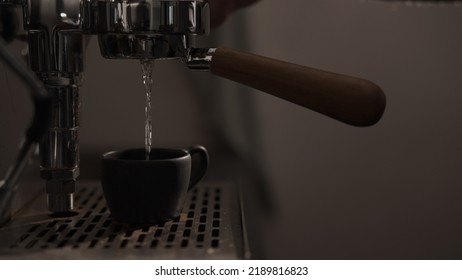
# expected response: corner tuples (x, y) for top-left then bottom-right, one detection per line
(101, 145), (209, 225)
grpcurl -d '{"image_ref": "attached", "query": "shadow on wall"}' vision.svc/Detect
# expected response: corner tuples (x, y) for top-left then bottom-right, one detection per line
(243, 0), (462, 259)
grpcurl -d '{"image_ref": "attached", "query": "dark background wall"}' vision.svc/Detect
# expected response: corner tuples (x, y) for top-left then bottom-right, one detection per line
(241, 0), (462, 259)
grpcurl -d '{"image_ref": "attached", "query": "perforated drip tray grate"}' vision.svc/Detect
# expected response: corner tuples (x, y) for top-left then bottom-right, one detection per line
(0, 181), (248, 259)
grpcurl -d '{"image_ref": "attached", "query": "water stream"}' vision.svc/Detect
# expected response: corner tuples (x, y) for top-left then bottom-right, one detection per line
(141, 59), (154, 160)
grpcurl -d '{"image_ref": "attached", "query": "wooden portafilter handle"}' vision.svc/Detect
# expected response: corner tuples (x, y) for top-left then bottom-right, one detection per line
(210, 47), (386, 127)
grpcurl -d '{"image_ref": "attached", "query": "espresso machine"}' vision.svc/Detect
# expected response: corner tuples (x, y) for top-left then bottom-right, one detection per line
(0, 0), (385, 259)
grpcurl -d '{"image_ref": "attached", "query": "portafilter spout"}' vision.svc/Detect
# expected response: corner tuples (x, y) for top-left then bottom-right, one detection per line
(94, 0), (385, 126)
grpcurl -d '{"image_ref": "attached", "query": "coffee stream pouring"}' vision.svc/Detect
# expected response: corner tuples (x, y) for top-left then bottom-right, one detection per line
(0, 0), (386, 220)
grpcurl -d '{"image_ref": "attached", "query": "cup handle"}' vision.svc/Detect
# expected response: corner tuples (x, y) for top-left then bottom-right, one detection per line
(187, 145), (209, 190)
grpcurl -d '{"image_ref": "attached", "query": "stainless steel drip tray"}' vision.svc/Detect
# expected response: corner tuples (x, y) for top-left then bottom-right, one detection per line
(0, 181), (248, 259)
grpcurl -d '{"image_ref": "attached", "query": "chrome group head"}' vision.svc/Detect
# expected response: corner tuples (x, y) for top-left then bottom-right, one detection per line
(0, 0), (211, 213)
